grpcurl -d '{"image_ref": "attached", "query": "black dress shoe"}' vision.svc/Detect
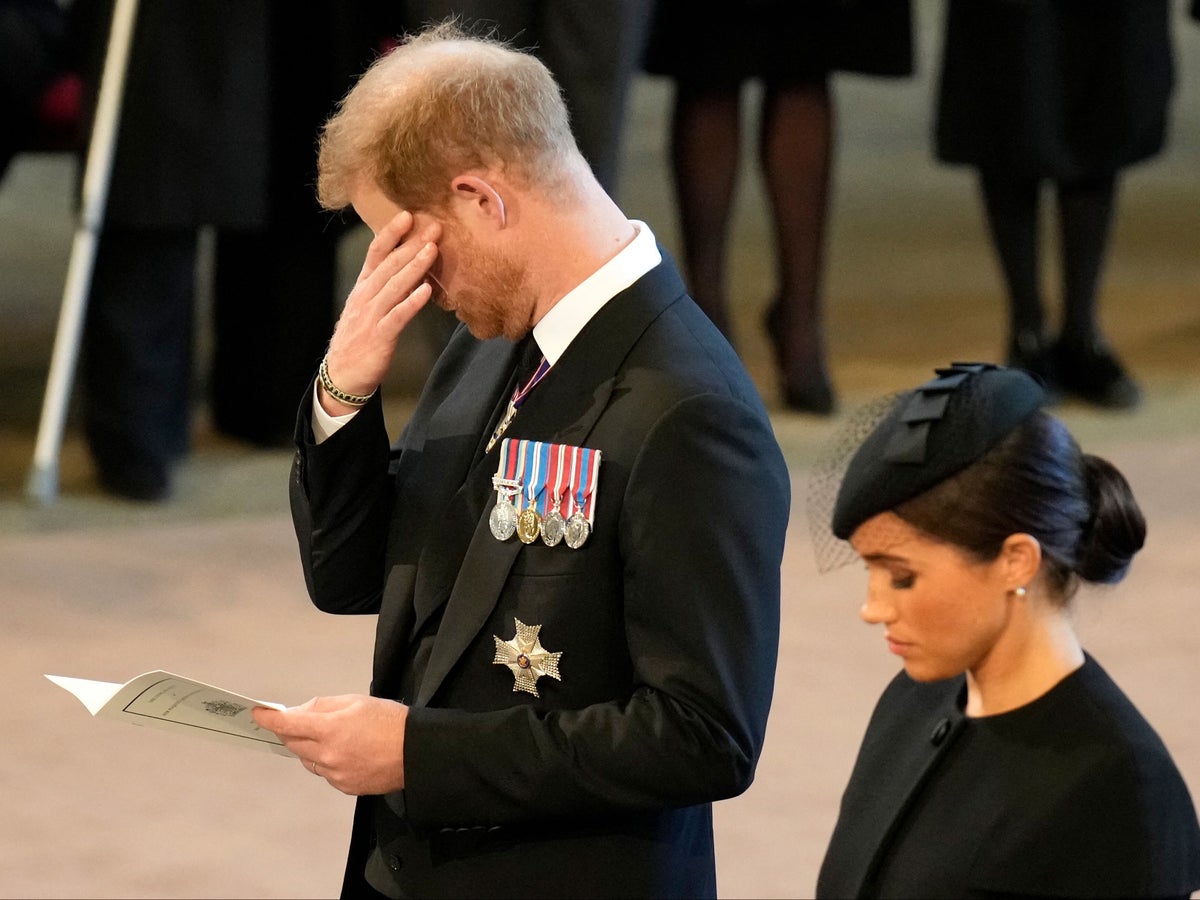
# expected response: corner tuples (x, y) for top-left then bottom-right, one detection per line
(764, 302), (837, 416)
(97, 461), (172, 502)
(1052, 336), (1142, 410)
(781, 378), (836, 415)
(1005, 329), (1062, 404)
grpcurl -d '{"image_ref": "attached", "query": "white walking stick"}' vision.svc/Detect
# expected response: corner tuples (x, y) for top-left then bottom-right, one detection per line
(26, 0), (140, 504)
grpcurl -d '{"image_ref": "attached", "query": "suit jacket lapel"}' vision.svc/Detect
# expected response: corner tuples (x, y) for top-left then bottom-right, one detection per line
(373, 334), (523, 695)
(407, 340), (521, 618)
(413, 258), (687, 707)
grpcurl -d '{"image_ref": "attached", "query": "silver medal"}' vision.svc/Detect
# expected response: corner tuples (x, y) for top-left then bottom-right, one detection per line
(489, 476), (522, 542)
(564, 510), (591, 549)
(541, 508), (566, 546)
(489, 495), (518, 541)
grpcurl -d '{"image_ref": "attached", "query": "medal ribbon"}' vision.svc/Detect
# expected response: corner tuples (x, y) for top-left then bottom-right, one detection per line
(514, 439), (529, 507)
(565, 445), (581, 517)
(505, 441), (520, 482)
(522, 440), (544, 511)
(571, 446), (601, 523)
(544, 442), (566, 517)
(503, 440), (599, 522)
(495, 437), (521, 487)
(581, 446), (602, 522)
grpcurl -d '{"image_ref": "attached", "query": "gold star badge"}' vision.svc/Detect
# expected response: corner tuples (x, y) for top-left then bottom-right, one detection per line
(492, 618), (562, 697)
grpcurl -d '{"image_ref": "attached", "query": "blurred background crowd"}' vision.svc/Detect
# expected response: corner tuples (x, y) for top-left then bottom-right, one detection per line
(2, 0), (1197, 504)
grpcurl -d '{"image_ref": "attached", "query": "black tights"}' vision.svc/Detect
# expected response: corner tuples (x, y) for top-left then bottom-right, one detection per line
(669, 77), (833, 391)
(978, 169), (1117, 349)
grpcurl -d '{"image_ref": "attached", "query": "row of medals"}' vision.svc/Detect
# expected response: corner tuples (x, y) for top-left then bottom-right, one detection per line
(489, 477), (591, 549)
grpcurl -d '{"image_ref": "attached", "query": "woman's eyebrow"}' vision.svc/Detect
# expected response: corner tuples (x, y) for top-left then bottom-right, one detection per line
(858, 551), (909, 565)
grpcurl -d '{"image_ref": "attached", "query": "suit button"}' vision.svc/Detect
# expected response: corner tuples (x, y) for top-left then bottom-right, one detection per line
(388, 854), (403, 872)
(930, 717), (951, 746)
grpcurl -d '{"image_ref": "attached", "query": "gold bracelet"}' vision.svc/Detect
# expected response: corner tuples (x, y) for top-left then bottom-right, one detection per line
(318, 356), (376, 407)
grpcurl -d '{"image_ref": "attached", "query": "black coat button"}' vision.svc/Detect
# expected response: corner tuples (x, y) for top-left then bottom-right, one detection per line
(930, 717), (951, 746)
(388, 854), (403, 872)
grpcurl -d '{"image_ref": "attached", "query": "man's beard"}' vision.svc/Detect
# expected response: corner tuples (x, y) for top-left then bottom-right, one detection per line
(434, 229), (535, 342)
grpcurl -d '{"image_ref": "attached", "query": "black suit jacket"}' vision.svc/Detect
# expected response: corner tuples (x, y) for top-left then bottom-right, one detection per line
(817, 654), (1200, 898)
(290, 253), (790, 898)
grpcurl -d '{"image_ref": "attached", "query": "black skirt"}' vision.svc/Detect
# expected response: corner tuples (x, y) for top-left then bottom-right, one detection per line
(642, 0), (914, 87)
(934, 0), (1175, 180)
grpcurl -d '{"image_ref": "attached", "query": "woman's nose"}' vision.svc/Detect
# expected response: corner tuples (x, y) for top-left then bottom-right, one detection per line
(859, 583), (895, 625)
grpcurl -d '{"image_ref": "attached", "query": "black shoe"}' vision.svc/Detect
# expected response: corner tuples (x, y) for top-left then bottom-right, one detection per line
(781, 380), (836, 415)
(1005, 329), (1062, 404)
(765, 302), (837, 416)
(1052, 336), (1142, 410)
(97, 461), (172, 502)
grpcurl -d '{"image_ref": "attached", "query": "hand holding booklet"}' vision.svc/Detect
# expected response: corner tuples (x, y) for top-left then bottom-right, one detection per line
(47, 670), (294, 757)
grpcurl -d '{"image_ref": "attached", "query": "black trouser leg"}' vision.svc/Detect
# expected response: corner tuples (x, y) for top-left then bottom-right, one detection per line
(81, 225), (197, 499)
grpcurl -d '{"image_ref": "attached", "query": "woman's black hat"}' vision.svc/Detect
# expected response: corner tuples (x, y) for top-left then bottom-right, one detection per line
(831, 362), (1046, 540)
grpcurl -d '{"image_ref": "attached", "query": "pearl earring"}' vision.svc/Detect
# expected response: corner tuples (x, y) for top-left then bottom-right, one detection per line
(1013, 586), (1027, 598)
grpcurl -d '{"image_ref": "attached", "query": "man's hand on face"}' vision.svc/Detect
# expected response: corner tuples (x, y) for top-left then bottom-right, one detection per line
(319, 210), (442, 415)
(252, 694), (409, 796)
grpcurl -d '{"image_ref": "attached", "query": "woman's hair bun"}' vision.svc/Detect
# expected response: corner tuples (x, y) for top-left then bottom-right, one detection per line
(1075, 454), (1146, 584)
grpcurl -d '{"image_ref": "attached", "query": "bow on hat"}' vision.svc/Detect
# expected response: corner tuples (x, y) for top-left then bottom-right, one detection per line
(831, 362), (1046, 540)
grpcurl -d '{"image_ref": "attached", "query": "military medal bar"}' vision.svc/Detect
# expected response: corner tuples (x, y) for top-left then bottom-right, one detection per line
(491, 439), (601, 548)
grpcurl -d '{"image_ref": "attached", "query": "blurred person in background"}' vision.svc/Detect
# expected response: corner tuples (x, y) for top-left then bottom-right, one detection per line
(642, 0), (914, 415)
(68, 0), (395, 500)
(934, 0), (1176, 411)
(0, 0), (70, 181)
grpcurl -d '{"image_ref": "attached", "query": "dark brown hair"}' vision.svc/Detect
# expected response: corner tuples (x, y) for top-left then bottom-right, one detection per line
(894, 411), (1146, 601)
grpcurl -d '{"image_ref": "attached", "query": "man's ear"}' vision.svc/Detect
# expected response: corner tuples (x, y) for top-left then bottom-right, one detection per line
(450, 174), (507, 228)
(1000, 533), (1042, 593)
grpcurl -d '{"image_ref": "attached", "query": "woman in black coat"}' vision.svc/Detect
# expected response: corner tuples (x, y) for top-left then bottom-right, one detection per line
(812, 362), (1200, 897)
(934, 0), (1176, 410)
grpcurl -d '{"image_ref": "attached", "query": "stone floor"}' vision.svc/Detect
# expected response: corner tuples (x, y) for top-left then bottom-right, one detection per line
(2, 4), (1199, 897)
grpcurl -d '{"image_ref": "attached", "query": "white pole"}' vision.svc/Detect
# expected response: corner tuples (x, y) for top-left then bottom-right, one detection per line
(26, 0), (141, 504)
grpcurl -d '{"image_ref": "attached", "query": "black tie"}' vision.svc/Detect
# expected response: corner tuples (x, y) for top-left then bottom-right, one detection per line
(477, 334), (543, 462)
(514, 334), (544, 389)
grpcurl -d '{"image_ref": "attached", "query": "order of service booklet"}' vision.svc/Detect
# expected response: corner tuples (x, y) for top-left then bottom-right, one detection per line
(46, 670), (294, 757)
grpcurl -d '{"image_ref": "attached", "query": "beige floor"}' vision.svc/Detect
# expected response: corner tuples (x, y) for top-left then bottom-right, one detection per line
(2, 5), (1199, 897)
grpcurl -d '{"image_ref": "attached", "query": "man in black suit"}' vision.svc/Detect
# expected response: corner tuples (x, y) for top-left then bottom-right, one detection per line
(252, 19), (790, 899)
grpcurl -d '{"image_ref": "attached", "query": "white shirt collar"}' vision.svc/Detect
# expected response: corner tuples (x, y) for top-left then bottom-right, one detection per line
(531, 220), (661, 365)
